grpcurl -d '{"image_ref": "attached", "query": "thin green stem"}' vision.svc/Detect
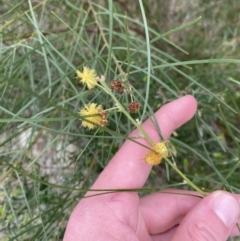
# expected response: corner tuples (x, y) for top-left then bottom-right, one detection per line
(164, 157), (206, 196)
(105, 106), (121, 112)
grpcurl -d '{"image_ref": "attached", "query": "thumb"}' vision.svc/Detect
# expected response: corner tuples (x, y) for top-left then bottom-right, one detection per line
(171, 191), (240, 241)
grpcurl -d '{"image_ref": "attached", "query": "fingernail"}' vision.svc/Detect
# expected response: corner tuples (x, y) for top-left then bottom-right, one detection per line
(212, 192), (240, 228)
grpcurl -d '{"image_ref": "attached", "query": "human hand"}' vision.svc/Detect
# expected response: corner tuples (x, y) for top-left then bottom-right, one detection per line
(63, 95), (240, 241)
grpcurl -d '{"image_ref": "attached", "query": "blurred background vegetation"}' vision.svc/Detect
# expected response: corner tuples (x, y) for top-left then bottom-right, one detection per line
(0, 0), (240, 240)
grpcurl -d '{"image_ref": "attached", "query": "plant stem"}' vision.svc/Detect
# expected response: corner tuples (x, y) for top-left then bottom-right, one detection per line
(164, 157), (206, 196)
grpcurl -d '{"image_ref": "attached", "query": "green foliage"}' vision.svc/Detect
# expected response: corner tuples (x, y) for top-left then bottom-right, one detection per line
(1, 0), (240, 240)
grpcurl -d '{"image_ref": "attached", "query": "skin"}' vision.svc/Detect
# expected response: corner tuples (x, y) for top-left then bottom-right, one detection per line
(64, 95), (240, 241)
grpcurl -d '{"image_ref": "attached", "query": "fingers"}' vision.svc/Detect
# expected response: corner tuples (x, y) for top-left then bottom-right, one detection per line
(91, 95), (197, 190)
(230, 193), (240, 236)
(140, 190), (202, 234)
(171, 191), (240, 241)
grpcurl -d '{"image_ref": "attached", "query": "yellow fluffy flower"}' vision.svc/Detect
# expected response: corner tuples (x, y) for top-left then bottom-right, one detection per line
(76, 66), (97, 89)
(144, 141), (170, 165)
(79, 103), (107, 130)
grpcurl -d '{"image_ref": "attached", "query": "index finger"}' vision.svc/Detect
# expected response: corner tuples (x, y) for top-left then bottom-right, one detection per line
(91, 95), (197, 190)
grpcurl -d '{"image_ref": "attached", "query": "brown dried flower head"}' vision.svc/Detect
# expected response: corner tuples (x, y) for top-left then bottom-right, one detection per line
(97, 108), (108, 127)
(128, 101), (141, 113)
(110, 79), (124, 93)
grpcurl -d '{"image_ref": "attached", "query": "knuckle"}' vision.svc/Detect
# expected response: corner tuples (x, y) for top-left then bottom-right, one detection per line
(185, 220), (218, 241)
(162, 111), (177, 129)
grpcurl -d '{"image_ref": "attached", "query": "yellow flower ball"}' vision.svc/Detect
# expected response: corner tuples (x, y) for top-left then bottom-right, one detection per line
(144, 152), (162, 165)
(76, 66), (97, 89)
(152, 142), (169, 157)
(79, 103), (107, 130)
(144, 141), (170, 165)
